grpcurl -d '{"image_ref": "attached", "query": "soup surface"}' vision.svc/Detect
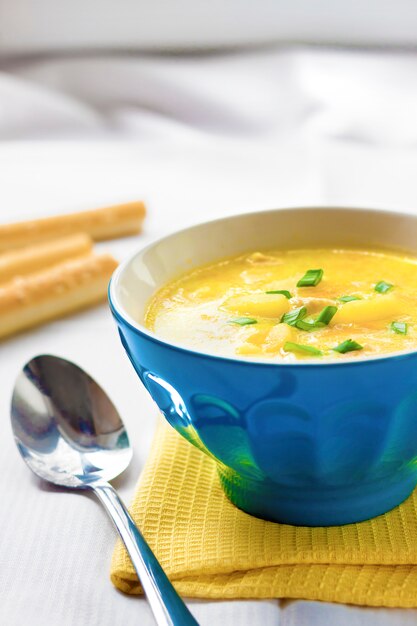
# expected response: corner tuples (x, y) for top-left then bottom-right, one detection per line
(145, 248), (417, 361)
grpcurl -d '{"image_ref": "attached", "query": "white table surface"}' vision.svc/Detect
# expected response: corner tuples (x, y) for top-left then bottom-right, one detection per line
(2, 46), (417, 625)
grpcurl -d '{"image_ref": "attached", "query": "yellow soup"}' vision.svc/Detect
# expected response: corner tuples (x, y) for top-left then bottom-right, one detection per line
(145, 248), (417, 361)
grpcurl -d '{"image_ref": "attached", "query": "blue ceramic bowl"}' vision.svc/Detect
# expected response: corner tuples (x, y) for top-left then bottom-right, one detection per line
(109, 207), (417, 526)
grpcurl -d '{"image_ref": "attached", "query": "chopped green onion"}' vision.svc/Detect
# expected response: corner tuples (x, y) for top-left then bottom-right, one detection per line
(391, 321), (408, 335)
(338, 295), (362, 303)
(295, 319), (325, 331)
(297, 268), (323, 287)
(281, 306), (307, 327)
(228, 317), (258, 326)
(284, 342), (322, 356)
(316, 305), (338, 325)
(333, 339), (363, 354)
(265, 289), (292, 299)
(375, 281), (394, 294)
(295, 306), (337, 332)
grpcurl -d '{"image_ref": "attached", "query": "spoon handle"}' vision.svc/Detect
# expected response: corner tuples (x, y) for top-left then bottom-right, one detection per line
(90, 481), (199, 626)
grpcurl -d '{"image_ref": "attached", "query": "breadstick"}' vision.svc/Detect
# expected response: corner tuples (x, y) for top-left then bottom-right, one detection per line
(0, 201), (146, 252)
(0, 253), (118, 340)
(0, 233), (93, 284)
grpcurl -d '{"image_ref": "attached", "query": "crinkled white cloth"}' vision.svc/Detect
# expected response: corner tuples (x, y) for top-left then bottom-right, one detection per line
(1, 46), (417, 625)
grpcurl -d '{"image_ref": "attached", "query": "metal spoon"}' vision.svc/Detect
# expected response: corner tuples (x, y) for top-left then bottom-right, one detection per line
(10, 354), (198, 626)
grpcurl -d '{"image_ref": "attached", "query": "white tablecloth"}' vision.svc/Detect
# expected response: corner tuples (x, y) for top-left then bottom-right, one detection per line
(1, 46), (417, 625)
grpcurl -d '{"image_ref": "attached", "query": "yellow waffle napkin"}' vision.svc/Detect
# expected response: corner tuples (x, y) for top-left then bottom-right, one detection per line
(111, 419), (417, 607)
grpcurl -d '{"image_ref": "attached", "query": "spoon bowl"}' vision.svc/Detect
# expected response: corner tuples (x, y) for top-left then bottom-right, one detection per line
(11, 355), (132, 488)
(11, 354), (198, 626)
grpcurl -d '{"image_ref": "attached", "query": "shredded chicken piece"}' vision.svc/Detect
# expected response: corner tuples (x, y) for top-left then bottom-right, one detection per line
(246, 252), (280, 264)
(291, 296), (336, 312)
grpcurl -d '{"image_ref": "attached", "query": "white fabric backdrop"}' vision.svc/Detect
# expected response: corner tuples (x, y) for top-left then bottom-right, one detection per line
(1, 46), (417, 625)
(1, 1), (417, 53)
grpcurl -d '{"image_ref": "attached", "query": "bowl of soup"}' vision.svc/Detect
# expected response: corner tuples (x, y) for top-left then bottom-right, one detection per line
(109, 207), (417, 526)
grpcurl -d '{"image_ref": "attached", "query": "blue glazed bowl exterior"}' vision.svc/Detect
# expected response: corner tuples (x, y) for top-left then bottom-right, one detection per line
(111, 308), (417, 526)
(109, 207), (417, 526)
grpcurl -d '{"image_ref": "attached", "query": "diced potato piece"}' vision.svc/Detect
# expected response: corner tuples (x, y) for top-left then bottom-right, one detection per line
(265, 277), (298, 292)
(191, 283), (228, 299)
(264, 323), (295, 352)
(247, 327), (271, 346)
(331, 294), (404, 325)
(236, 342), (263, 355)
(223, 293), (290, 318)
